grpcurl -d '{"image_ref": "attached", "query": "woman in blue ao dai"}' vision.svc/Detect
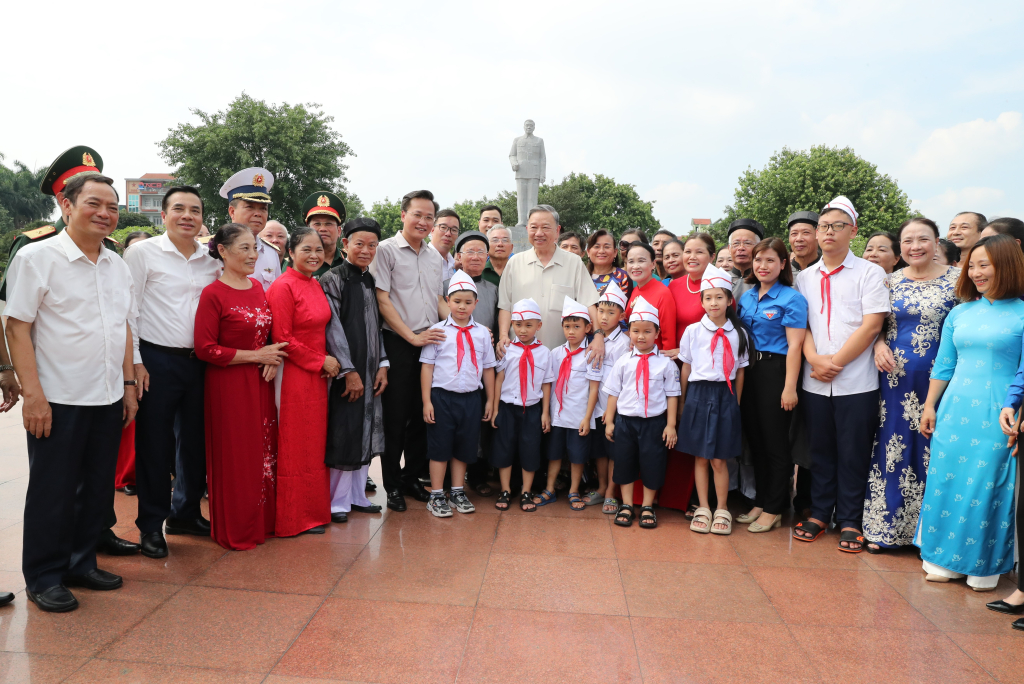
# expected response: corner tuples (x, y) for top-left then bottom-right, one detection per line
(916, 235), (1024, 590)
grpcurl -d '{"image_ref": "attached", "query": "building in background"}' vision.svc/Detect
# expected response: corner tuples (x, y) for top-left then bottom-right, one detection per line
(690, 218), (711, 231)
(125, 173), (175, 226)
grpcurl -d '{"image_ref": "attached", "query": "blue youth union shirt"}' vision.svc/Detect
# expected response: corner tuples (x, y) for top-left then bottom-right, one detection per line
(738, 281), (808, 355)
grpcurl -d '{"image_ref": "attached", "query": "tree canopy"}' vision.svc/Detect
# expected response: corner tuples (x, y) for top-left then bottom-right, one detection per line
(0, 154), (54, 232)
(117, 212), (153, 231)
(710, 145), (915, 241)
(158, 93), (362, 229)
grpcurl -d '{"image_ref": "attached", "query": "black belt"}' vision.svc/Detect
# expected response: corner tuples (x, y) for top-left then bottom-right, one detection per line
(140, 339), (196, 359)
(755, 350), (786, 361)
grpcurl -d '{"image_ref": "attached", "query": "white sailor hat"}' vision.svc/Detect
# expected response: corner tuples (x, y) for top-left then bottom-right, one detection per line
(511, 298), (543, 321)
(598, 280), (627, 309)
(628, 295), (660, 327)
(700, 265), (733, 292)
(447, 269), (478, 297)
(219, 167), (274, 204)
(561, 296), (590, 323)
(822, 195), (858, 224)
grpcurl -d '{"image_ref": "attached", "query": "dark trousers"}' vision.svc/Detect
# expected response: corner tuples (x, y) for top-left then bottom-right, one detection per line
(134, 344), (207, 534)
(467, 393), (494, 487)
(741, 355), (794, 515)
(23, 401), (122, 592)
(802, 389), (878, 531)
(381, 331), (428, 493)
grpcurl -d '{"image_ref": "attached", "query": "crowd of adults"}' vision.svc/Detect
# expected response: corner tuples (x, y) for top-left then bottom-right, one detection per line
(0, 149), (1023, 635)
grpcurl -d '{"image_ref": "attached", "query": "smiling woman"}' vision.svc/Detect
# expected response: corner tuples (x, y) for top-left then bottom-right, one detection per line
(623, 243), (677, 354)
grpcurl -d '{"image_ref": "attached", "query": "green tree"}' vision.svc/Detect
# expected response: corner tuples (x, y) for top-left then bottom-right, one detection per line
(158, 93), (361, 228)
(710, 145), (915, 240)
(117, 212), (153, 230)
(0, 154), (55, 231)
(0, 204), (14, 274)
(367, 198), (402, 240)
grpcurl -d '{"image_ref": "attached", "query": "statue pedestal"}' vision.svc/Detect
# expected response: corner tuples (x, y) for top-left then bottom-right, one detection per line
(508, 225), (530, 255)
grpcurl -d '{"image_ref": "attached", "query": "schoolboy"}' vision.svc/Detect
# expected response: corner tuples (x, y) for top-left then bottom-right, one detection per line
(490, 298), (553, 511)
(792, 196), (889, 553)
(420, 270), (497, 517)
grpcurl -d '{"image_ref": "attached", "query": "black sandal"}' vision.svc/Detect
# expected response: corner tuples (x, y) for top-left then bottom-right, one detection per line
(865, 542), (885, 555)
(792, 520), (825, 543)
(519, 491), (537, 512)
(495, 490), (511, 511)
(838, 529), (865, 554)
(684, 503), (698, 521)
(614, 504), (634, 527)
(639, 506), (657, 529)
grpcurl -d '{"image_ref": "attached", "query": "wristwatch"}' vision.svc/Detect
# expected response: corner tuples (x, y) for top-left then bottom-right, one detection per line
(593, 328), (606, 337)
(124, 380), (137, 386)
(0, 365), (13, 373)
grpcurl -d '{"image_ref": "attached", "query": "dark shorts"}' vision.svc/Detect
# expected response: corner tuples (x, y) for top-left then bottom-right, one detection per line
(591, 416), (612, 460)
(426, 388), (481, 464)
(491, 400), (544, 472)
(676, 380), (742, 461)
(612, 412), (668, 489)
(548, 425), (593, 465)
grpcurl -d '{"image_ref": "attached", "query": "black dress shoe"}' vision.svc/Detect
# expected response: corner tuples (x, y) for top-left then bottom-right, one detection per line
(300, 525), (326, 535)
(331, 512), (348, 523)
(164, 516), (211, 536)
(386, 490), (407, 512)
(63, 568), (123, 591)
(365, 476), (377, 492)
(27, 585), (78, 613)
(97, 533), (141, 556)
(402, 483), (430, 503)
(122, 484), (137, 496)
(987, 599), (1024, 615)
(350, 503), (383, 514)
(140, 531), (168, 559)
(1014, 617), (1024, 631)
(0, 592), (13, 607)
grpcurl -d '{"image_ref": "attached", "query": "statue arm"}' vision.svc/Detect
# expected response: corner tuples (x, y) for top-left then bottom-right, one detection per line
(509, 139), (519, 171)
(539, 139), (546, 179)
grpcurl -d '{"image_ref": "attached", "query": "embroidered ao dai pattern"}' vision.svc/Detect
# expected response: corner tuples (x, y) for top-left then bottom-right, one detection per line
(914, 296), (1024, 577)
(863, 268), (959, 548)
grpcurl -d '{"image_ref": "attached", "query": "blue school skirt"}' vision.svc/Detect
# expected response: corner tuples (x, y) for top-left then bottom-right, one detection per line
(676, 380), (742, 461)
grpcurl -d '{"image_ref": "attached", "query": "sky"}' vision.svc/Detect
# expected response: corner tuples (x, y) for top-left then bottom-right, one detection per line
(3, 0), (1023, 233)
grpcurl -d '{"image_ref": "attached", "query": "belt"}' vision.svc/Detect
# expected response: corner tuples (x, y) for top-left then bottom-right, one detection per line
(755, 350), (786, 361)
(140, 339), (196, 359)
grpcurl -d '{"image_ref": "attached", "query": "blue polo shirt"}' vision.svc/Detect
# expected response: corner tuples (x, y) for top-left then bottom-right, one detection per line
(738, 281), (808, 355)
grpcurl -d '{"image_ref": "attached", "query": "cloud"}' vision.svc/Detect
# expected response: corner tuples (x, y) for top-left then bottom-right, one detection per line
(907, 112), (1023, 179)
(911, 186), (1009, 223)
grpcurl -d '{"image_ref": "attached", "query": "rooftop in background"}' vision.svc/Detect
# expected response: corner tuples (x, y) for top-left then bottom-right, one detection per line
(691, 218), (711, 226)
(139, 173), (175, 180)
(125, 173), (176, 227)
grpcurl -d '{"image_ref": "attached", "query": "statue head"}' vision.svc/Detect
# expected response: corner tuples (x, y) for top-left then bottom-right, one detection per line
(524, 120), (535, 134)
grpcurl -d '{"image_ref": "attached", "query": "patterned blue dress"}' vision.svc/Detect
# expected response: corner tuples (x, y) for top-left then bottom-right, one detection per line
(863, 268), (959, 548)
(914, 296), (1023, 577)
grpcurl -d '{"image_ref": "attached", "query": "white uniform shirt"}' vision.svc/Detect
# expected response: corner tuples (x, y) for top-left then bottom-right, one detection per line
(419, 316), (497, 392)
(253, 238), (282, 291)
(4, 230), (136, 405)
(549, 338), (604, 429)
(125, 233), (221, 362)
(428, 243), (457, 281)
(603, 347), (682, 417)
(794, 250), (890, 396)
(678, 316), (750, 382)
(596, 327), (631, 413)
(495, 338), (553, 407)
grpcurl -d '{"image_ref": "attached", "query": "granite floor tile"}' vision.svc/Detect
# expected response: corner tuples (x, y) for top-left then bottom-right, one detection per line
(612, 521), (742, 565)
(96, 537), (226, 585)
(477, 553), (627, 615)
(880, 570), (1020, 634)
(492, 515), (616, 559)
(373, 506), (499, 551)
(947, 631), (1024, 683)
(0, 652), (89, 684)
(64, 659), (266, 683)
(193, 538), (362, 595)
(856, 545), (925, 573)
(727, 527), (871, 570)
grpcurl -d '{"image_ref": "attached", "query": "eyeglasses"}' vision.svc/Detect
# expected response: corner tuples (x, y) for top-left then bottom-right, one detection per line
(619, 240), (637, 250)
(436, 226), (459, 236)
(817, 222), (854, 233)
(490, 237), (511, 245)
(729, 240), (756, 248)
(461, 250), (488, 257)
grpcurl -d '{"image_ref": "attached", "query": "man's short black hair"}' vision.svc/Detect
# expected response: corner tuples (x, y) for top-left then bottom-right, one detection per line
(162, 185), (204, 215)
(480, 204), (502, 220)
(436, 208), (461, 229)
(558, 231), (583, 247)
(954, 211), (988, 230)
(401, 189), (440, 214)
(64, 173), (118, 205)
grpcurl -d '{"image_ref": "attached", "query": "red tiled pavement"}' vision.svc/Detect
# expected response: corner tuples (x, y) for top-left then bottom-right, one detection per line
(0, 403), (1020, 682)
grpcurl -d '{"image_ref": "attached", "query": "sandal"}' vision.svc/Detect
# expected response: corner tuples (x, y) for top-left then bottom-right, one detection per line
(838, 529), (865, 554)
(602, 497), (619, 515)
(583, 490), (603, 506)
(684, 503), (699, 521)
(473, 481), (494, 497)
(689, 507), (712, 534)
(519, 491), (537, 512)
(614, 504), (634, 527)
(710, 509), (732, 535)
(639, 506), (658, 529)
(792, 520), (826, 543)
(494, 490), (511, 511)
(533, 489), (557, 507)
(568, 492), (586, 511)
(865, 542), (885, 555)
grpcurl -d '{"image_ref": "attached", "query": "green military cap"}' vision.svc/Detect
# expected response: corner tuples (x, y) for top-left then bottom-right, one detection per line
(40, 145), (103, 196)
(301, 191), (346, 226)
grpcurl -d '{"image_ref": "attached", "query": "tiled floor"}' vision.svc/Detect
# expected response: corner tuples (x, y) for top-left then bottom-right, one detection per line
(0, 404), (1022, 683)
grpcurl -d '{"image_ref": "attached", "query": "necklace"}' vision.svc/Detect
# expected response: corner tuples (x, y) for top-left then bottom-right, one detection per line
(686, 275), (700, 294)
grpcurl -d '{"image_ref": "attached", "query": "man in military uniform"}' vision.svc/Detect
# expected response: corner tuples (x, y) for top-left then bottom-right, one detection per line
(288, 191), (347, 279)
(220, 167), (281, 290)
(0, 146), (139, 557)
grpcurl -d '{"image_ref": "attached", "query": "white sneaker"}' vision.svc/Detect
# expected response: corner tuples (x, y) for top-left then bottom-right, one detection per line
(449, 489), (475, 514)
(427, 495), (453, 518)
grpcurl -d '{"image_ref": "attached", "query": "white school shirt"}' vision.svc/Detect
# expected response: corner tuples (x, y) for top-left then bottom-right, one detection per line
(603, 347), (682, 417)
(125, 233), (221, 362)
(794, 250), (890, 397)
(678, 316), (750, 382)
(549, 338), (604, 429)
(495, 338), (553, 407)
(596, 327), (631, 413)
(428, 242), (457, 281)
(419, 316), (497, 392)
(4, 230), (137, 405)
(253, 238), (282, 291)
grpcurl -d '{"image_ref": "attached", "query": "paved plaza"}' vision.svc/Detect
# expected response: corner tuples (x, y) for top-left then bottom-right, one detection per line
(0, 405), (1020, 683)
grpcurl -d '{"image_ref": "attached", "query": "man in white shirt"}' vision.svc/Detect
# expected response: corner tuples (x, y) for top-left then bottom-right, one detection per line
(220, 167), (281, 290)
(429, 209), (460, 280)
(126, 186), (221, 559)
(793, 196), (890, 553)
(5, 174), (138, 612)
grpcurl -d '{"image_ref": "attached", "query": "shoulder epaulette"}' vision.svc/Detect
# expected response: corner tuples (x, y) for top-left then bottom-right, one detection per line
(260, 237), (282, 254)
(104, 235), (121, 246)
(197, 235), (213, 244)
(21, 225), (56, 240)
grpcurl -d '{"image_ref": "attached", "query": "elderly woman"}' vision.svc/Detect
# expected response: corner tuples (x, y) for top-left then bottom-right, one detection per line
(862, 232), (906, 274)
(195, 224), (288, 550)
(267, 227), (341, 536)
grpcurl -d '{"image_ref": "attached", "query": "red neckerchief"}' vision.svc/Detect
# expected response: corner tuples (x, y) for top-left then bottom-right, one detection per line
(555, 343), (585, 415)
(819, 264), (845, 339)
(710, 327), (735, 394)
(512, 340), (543, 411)
(634, 349), (655, 417)
(454, 323), (478, 373)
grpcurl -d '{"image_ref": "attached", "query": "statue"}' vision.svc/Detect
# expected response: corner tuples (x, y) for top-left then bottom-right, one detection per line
(509, 119), (546, 228)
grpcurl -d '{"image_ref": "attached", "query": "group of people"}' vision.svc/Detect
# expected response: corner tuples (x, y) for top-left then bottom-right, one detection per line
(1, 146), (1023, 634)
